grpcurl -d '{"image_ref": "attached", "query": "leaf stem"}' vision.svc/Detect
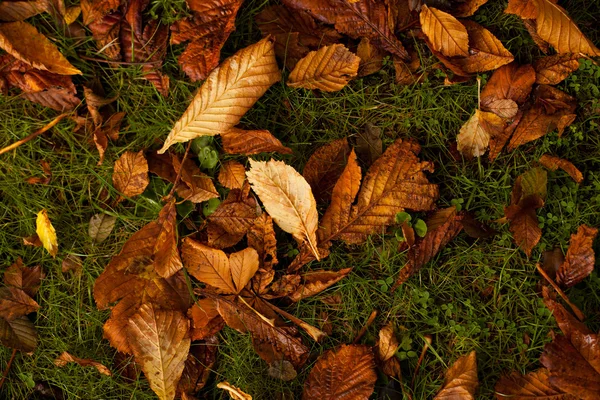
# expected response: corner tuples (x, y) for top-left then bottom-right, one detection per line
(353, 309), (378, 344)
(168, 141), (193, 199)
(0, 113), (70, 156)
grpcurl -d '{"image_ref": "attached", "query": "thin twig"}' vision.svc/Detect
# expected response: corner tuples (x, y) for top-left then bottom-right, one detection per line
(0, 113), (70, 156)
(353, 309), (378, 344)
(168, 141), (193, 199)
(411, 335), (432, 390)
(0, 348), (17, 390)
(78, 55), (162, 66)
(536, 263), (585, 321)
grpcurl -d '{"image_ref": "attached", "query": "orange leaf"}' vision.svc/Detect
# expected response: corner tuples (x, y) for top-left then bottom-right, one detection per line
(356, 38), (385, 77)
(505, 0), (538, 19)
(534, 53), (580, 85)
(495, 368), (574, 399)
(221, 128), (292, 156)
(303, 138), (352, 204)
(187, 299), (224, 341)
(54, 351), (112, 376)
(420, 5), (469, 57)
(287, 268), (352, 303)
(208, 189), (260, 236)
(481, 62), (536, 109)
(434, 351), (479, 399)
(218, 161), (246, 190)
(457, 109), (506, 158)
(451, 21), (514, 73)
(112, 150), (149, 199)
(171, 155), (219, 203)
(556, 225), (598, 287)
(0, 287), (39, 320)
(539, 154), (583, 183)
(453, 0), (490, 17)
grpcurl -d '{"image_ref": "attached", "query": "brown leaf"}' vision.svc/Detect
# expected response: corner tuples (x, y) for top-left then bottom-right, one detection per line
(128, 303), (191, 400)
(80, 0), (120, 25)
(495, 368), (576, 399)
(539, 154), (583, 183)
(302, 344), (377, 400)
(434, 351), (478, 399)
(394, 49), (422, 85)
(0, 315), (37, 352)
(177, 337), (218, 397)
(0, 0), (48, 22)
(420, 5), (469, 57)
(453, 0), (490, 17)
(357, 38), (385, 77)
(0, 21), (80, 75)
(451, 21), (514, 73)
(482, 99), (519, 119)
(112, 151), (149, 198)
(505, 193), (545, 257)
(221, 128), (293, 156)
(159, 37), (281, 153)
(288, 44), (360, 92)
(356, 123), (383, 168)
(4, 258), (44, 298)
(0, 287), (39, 320)
(61, 254), (83, 275)
(481, 63), (536, 109)
(218, 161), (246, 190)
(88, 213), (117, 244)
(171, 155), (219, 203)
(25, 160), (52, 185)
(457, 109), (506, 158)
(85, 10), (122, 60)
(207, 223), (245, 249)
(54, 351), (112, 376)
(247, 214), (278, 293)
(287, 268), (352, 302)
(247, 159), (320, 260)
(556, 225), (598, 287)
(36, 209), (58, 257)
(208, 191), (260, 236)
(535, 53), (580, 85)
(188, 299), (224, 341)
(303, 138), (352, 203)
(217, 381), (253, 400)
(505, 0), (538, 19)
(377, 324), (400, 362)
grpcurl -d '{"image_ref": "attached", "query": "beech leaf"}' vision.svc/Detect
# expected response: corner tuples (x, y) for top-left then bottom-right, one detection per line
(534, 53), (580, 85)
(457, 109), (506, 158)
(495, 368), (575, 399)
(88, 213), (117, 244)
(0, 316), (37, 352)
(221, 128), (292, 156)
(420, 5), (469, 57)
(218, 161), (246, 190)
(303, 138), (352, 204)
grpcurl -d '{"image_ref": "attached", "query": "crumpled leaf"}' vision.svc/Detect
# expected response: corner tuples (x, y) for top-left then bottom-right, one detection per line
(4, 258), (44, 298)
(0, 287), (40, 320)
(207, 188), (260, 236)
(0, 21), (81, 75)
(218, 161), (246, 190)
(127, 303), (190, 400)
(36, 209), (57, 257)
(457, 109), (506, 158)
(246, 159), (320, 260)
(0, 315), (37, 352)
(89, 213), (117, 244)
(534, 53), (580, 85)
(54, 351), (112, 376)
(434, 351), (478, 399)
(420, 5), (469, 57)
(220, 128), (292, 156)
(159, 37), (281, 153)
(171, 155), (219, 203)
(217, 381), (253, 400)
(556, 224), (598, 287)
(112, 151), (149, 199)
(495, 368), (577, 399)
(286, 268), (352, 302)
(539, 154), (583, 183)
(303, 138), (351, 204)
(288, 44), (360, 92)
(302, 344), (377, 400)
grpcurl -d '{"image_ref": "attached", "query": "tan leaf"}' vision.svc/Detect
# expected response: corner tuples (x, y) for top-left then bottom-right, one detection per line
(457, 109), (506, 158)
(229, 248), (260, 293)
(302, 344), (377, 400)
(221, 128), (292, 156)
(208, 188), (260, 236)
(88, 213), (117, 244)
(303, 138), (352, 203)
(158, 37), (281, 153)
(495, 368), (576, 399)
(288, 44), (360, 92)
(217, 381), (252, 400)
(420, 5), (469, 57)
(452, 21), (514, 73)
(356, 38), (385, 77)
(112, 151), (149, 198)
(246, 159), (320, 260)
(535, 0), (600, 56)
(539, 154), (583, 183)
(556, 225), (598, 287)
(207, 223), (245, 249)
(128, 304), (190, 400)
(377, 324), (400, 362)
(218, 161), (246, 190)
(247, 214), (278, 290)
(181, 238), (237, 294)
(484, 99), (519, 119)
(36, 209), (57, 257)
(4, 258), (44, 297)
(0, 21), (81, 75)
(534, 53), (580, 85)
(0, 315), (37, 352)
(434, 351), (478, 399)
(0, 287), (39, 320)
(287, 268), (352, 302)
(54, 351), (112, 376)
(172, 155), (219, 203)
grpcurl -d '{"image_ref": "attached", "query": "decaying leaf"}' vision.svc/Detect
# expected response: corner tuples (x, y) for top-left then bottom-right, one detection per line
(207, 188), (260, 236)
(4, 258), (44, 298)
(302, 344), (377, 400)
(217, 381), (252, 400)
(288, 44), (360, 92)
(303, 138), (351, 204)
(36, 209), (57, 257)
(539, 154), (583, 183)
(62, 254), (83, 275)
(377, 324), (400, 363)
(357, 38), (385, 77)
(172, 155), (219, 203)
(246, 159), (320, 260)
(420, 5), (469, 57)
(54, 351), (112, 376)
(112, 151), (149, 199)
(218, 161), (246, 190)
(159, 37), (281, 153)
(556, 224), (598, 287)
(451, 21), (514, 73)
(481, 62), (536, 110)
(0, 287), (40, 320)
(286, 268), (352, 303)
(534, 53), (580, 85)
(434, 351), (478, 399)
(89, 213), (117, 244)
(355, 123), (383, 168)
(221, 128), (292, 156)
(495, 368), (576, 399)
(457, 109), (506, 158)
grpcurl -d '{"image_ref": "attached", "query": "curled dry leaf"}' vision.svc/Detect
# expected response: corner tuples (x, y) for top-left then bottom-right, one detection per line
(89, 213), (117, 244)
(556, 224), (598, 287)
(247, 159), (320, 260)
(112, 151), (149, 199)
(534, 53), (580, 85)
(217, 381), (252, 400)
(539, 154), (583, 183)
(434, 351), (478, 399)
(0, 315), (37, 352)
(457, 109), (506, 158)
(302, 344), (377, 400)
(171, 155), (219, 203)
(420, 5), (469, 57)
(36, 209), (57, 257)
(218, 161), (246, 190)
(188, 299), (224, 341)
(159, 37), (281, 153)
(4, 258), (44, 298)
(286, 268), (352, 303)
(207, 189), (260, 236)
(221, 128), (292, 156)
(303, 138), (351, 204)
(495, 368), (575, 399)
(288, 44), (360, 92)
(54, 351), (112, 376)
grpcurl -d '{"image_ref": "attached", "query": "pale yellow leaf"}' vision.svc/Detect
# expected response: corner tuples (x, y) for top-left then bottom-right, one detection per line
(246, 159), (320, 260)
(229, 248), (259, 293)
(457, 109), (506, 158)
(217, 381), (253, 400)
(420, 5), (469, 57)
(158, 37), (281, 153)
(36, 209), (57, 257)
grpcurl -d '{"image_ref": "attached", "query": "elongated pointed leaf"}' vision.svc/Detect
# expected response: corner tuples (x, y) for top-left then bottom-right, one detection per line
(420, 5), (469, 57)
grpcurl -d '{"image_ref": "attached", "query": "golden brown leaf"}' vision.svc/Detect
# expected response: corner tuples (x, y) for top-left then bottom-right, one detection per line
(85, 11), (121, 60)
(187, 299), (224, 341)
(287, 268), (352, 303)
(0, 287), (39, 320)
(36, 209), (57, 257)
(357, 38), (385, 77)
(128, 303), (191, 400)
(0, 0), (47, 22)
(452, 21), (514, 73)
(80, 0), (120, 25)
(208, 188), (260, 236)
(218, 161), (246, 190)
(302, 344), (377, 400)
(377, 324), (400, 362)
(481, 63), (536, 109)
(505, 0), (538, 19)
(246, 159), (320, 260)
(457, 109), (506, 158)
(221, 128), (293, 156)
(303, 138), (351, 204)
(171, 155), (219, 203)
(88, 213), (117, 244)
(177, 338), (218, 397)
(4, 258), (44, 298)
(217, 381), (253, 400)
(112, 151), (149, 199)
(539, 154), (583, 183)
(534, 54), (580, 85)
(507, 103), (574, 152)
(420, 5), (469, 57)
(453, 0), (490, 17)
(54, 351), (112, 376)
(288, 44), (360, 92)
(535, 0), (600, 56)
(0, 316), (37, 352)
(434, 351), (478, 399)
(495, 368), (576, 399)
(207, 223), (245, 249)
(556, 225), (598, 287)
(0, 21), (81, 75)
(159, 37), (281, 153)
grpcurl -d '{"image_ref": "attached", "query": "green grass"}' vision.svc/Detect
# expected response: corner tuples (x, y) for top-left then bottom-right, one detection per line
(2, 0), (600, 399)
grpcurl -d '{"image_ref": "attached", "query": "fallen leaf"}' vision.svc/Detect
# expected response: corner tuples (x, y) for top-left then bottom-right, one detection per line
(420, 5), (469, 57)
(507, 104), (572, 152)
(539, 154), (583, 183)
(505, 0), (538, 19)
(0, 21), (81, 75)
(523, 18), (551, 53)
(302, 344), (377, 400)
(83, 9), (122, 60)
(221, 128), (292, 156)
(127, 303), (190, 400)
(377, 324), (400, 362)
(61, 254), (82, 275)
(451, 21), (514, 73)
(434, 351), (478, 399)
(22, 234), (42, 247)
(288, 44), (360, 92)
(177, 337), (218, 397)
(0, 0), (48, 22)
(480, 62), (536, 109)
(171, 155), (219, 203)
(54, 351), (112, 376)
(247, 159), (320, 260)
(218, 161), (246, 190)
(112, 151), (149, 199)
(159, 37), (281, 153)
(217, 381), (252, 400)
(303, 138), (351, 203)
(187, 299), (224, 341)
(534, 53), (580, 85)
(356, 123), (383, 167)
(357, 38), (385, 77)
(36, 209), (57, 257)
(556, 225), (598, 287)
(247, 214), (278, 291)
(4, 258), (44, 297)
(495, 368), (576, 399)
(0, 287), (39, 320)
(25, 160), (52, 185)
(286, 268), (352, 302)
(0, 315), (37, 352)
(207, 223), (245, 249)
(457, 109), (506, 158)
(453, 0), (490, 17)
(89, 213), (117, 244)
